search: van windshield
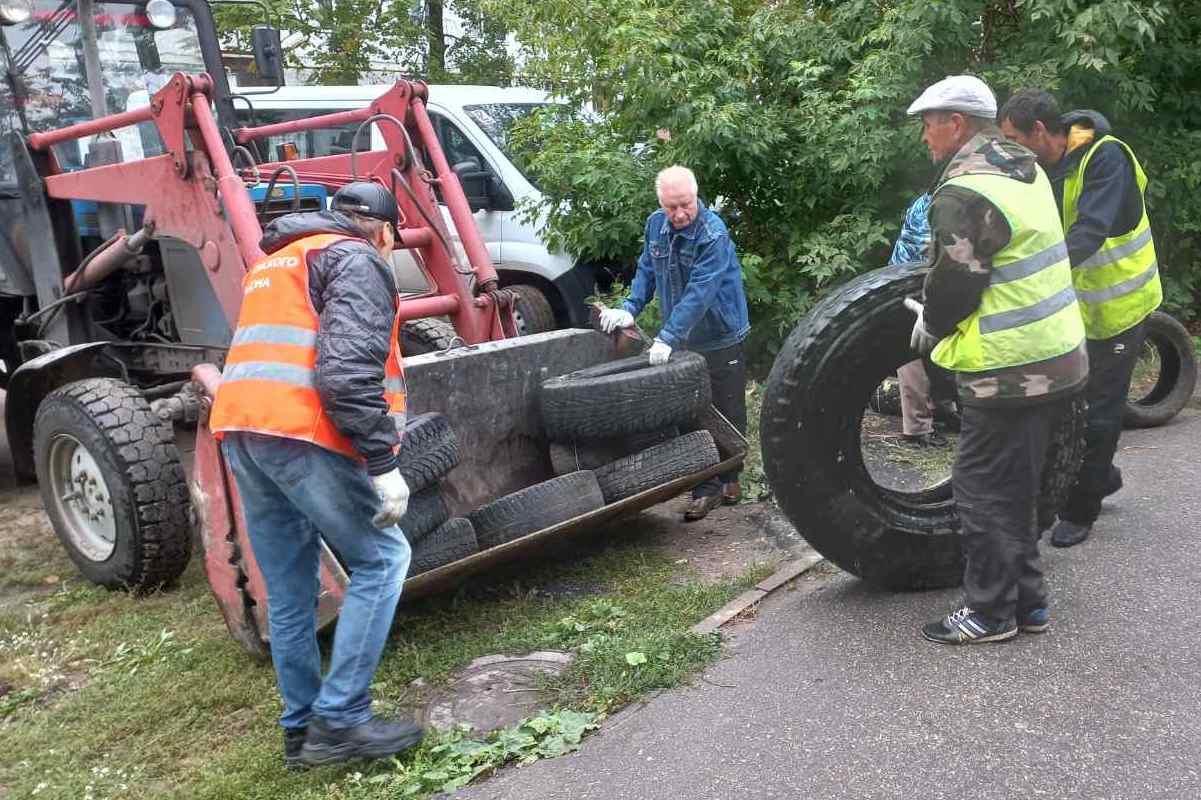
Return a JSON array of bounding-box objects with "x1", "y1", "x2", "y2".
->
[{"x1": 462, "y1": 103, "x2": 547, "y2": 182}]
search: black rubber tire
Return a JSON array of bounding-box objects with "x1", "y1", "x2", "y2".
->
[
  {"x1": 400, "y1": 486, "x2": 450, "y2": 544},
  {"x1": 400, "y1": 318, "x2": 457, "y2": 357},
  {"x1": 1037, "y1": 395, "x2": 1088, "y2": 532},
  {"x1": 546, "y1": 427, "x2": 680, "y2": 477},
  {"x1": 540, "y1": 353, "x2": 711, "y2": 441},
  {"x1": 761, "y1": 264, "x2": 1086, "y2": 591},
  {"x1": 409, "y1": 517, "x2": 478, "y2": 575},
  {"x1": 510, "y1": 284, "x2": 558, "y2": 336},
  {"x1": 593, "y1": 430, "x2": 721, "y2": 503},
  {"x1": 1123, "y1": 310, "x2": 1198, "y2": 429},
  {"x1": 32, "y1": 378, "x2": 191, "y2": 590},
  {"x1": 398, "y1": 412, "x2": 460, "y2": 492},
  {"x1": 469, "y1": 470, "x2": 605, "y2": 550}
]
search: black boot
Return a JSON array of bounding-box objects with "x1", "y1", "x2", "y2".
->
[{"x1": 299, "y1": 716, "x2": 423, "y2": 766}]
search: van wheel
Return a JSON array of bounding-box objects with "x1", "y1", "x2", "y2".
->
[{"x1": 510, "y1": 284, "x2": 557, "y2": 335}]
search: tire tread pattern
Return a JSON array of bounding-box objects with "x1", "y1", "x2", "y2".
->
[
  {"x1": 469, "y1": 471, "x2": 605, "y2": 550},
  {"x1": 398, "y1": 413, "x2": 460, "y2": 493},
  {"x1": 593, "y1": 431, "x2": 720, "y2": 503},
  {"x1": 409, "y1": 517, "x2": 478, "y2": 575}
]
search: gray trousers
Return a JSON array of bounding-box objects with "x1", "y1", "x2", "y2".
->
[
  {"x1": 898, "y1": 358, "x2": 933, "y2": 436},
  {"x1": 955, "y1": 400, "x2": 1063, "y2": 621}
]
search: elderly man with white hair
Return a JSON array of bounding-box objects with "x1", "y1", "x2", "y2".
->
[{"x1": 598, "y1": 165, "x2": 751, "y2": 521}]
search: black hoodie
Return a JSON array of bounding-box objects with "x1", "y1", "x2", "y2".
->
[
  {"x1": 1046, "y1": 110, "x2": 1144, "y2": 270},
  {"x1": 258, "y1": 210, "x2": 401, "y2": 476}
]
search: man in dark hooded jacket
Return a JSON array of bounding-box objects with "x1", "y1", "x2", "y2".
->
[
  {"x1": 210, "y1": 182, "x2": 422, "y2": 768},
  {"x1": 1000, "y1": 90, "x2": 1163, "y2": 548}
]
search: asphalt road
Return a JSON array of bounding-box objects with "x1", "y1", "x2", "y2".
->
[{"x1": 457, "y1": 410, "x2": 1201, "y2": 800}]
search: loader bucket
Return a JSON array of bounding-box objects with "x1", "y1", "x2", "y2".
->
[{"x1": 193, "y1": 330, "x2": 746, "y2": 655}]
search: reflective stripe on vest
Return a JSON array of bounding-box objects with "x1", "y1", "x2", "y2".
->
[
  {"x1": 931, "y1": 167, "x2": 1086, "y2": 374},
  {"x1": 1061, "y1": 135, "x2": 1162, "y2": 339},
  {"x1": 209, "y1": 233, "x2": 407, "y2": 459}
]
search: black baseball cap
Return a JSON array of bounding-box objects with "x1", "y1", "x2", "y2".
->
[{"x1": 331, "y1": 181, "x2": 400, "y2": 227}]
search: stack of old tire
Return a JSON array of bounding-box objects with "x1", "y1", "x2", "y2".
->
[
  {"x1": 521, "y1": 352, "x2": 723, "y2": 524},
  {"x1": 396, "y1": 412, "x2": 477, "y2": 576}
]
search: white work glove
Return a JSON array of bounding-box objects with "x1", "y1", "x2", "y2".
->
[
  {"x1": 904, "y1": 297, "x2": 940, "y2": 355},
  {"x1": 370, "y1": 468, "x2": 410, "y2": 529},
  {"x1": 648, "y1": 338, "x2": 672, "y2": 365},
  {"x1": 599, "y1": 307, "x2": 635, "y2": 333}
]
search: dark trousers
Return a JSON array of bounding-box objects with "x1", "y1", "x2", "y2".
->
[
  {"x1": 692, "y1": 342, "x2": 748, "y2": 497},
  {"x1": 1060, "y1": 322, "x2": 1146, "y2": 525},
  {"x1": 955, "y1": 401, "x2": 1062, "y2": 621}
]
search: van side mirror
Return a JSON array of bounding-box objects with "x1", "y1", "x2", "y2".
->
[
  {"x1": 453, "y1": 159, "x2": 491, "y2": 212},
  {"x1": 252, "y1": 26, "x2": 284, "y2": 85}
]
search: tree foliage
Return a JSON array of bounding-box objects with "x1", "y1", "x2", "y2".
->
[
  {"x1": 217, "y1": 0, "x2": 515, "y2": 85},
  {"x1": 489, "y1": 0, "x2": 1201, "y2": 361}
]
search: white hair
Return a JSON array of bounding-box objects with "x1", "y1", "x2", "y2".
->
[{"x1": 655, "y1": 165, "x2": 698, "y2": 197}]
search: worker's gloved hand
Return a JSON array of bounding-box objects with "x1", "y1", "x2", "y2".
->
[
  {"x1": 648, "y1": 338, "x2": 672, "y2": 365},
  {"x1": 370, "y1": 468, "x2": 410, "y2": 529},
  {"x1": 905, "y1": 298, "x2": 940, "y2": 355},
  {"x1": 599, "y1": 307, "x2": 635, "y2": 333}
]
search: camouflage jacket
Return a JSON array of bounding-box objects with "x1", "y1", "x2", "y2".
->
[{"x1": 923, "y1": 127, "x2": 1088, "y2": 407}]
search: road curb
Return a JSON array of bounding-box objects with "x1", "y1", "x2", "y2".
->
[{"x1": 690, "y1": 552, "x2": 824, "y2": 636}]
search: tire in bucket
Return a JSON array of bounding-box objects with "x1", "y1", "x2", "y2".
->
[
  {"x1": 410, "y1": 517, "x2": 478, "y2": 576},
  {"x1": 547, "y1": 427, "x2": 680, "y2": 477},
  {"x1": 1123, "y1": 310, "x2": 1198, "y2": 429},
  {"x1": 593, "y1": 430, "x2": 721, "y2": 503},
  {"x1": 540, "y1": 353, "x2": 711, "y2": 441},
  {"x1": 398, "y1": 412, "x2": 460, "y2": 492},
  {"x1": 469, "y1": 471, "x2": 605, "y2": 550},
  {"x1": 760, "y1": 264, "x2": 1086, "y2": 590},
  {"x1": 32, "y1": 378, "x2": 192, "y2": 590}
]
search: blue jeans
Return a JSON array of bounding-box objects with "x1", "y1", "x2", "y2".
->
[{"x1": 221, "y1": 432, "x2": 411, "y2": 730}]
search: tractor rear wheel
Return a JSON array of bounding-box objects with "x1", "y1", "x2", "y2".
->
[
  {"x1": 510, "y1": 284, "x2": 557, "y2": 336},
  {"x1": 33, "y1": 378, "x2": 191, "y2": 590}
]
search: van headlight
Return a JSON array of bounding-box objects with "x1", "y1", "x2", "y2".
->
[
  {"x1": 145, "y1": 0, "x2": 177, "y2": 29},
  {"x1": 0, "y1": 0, "x2": 33, "y2": 26}
]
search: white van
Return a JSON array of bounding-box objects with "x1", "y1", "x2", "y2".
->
[{"x1": 227, "y1": 84, "x2": 597, "y2": 334}]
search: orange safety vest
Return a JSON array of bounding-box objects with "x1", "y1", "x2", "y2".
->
[{"x1": 210, "y1": 233, "x2": 406, "y2": 460}]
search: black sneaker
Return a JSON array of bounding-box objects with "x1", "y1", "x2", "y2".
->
[
  {"x1": 1018, "y1": 607, "x2": 1051, "y2": 633},
  {"x1": 299, "y1": 716, "x2": 423, "y2": 767},
  {"x1": 1050, "y1": 519, "x2": 1091, "y2": 548},
  {"x1": 283, "y1": 727, "x2": 308, "y2": 771},
  {"x1": 921, "y1": 607, "x2": 1017, "y2": 645}
]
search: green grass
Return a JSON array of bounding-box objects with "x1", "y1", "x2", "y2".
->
[{"x1": 0, "y1": 529, "x2": 769, "y2": 799}]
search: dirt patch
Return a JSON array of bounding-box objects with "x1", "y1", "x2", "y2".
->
[
  {"x1": 860, "y1": 410, "x2": 956, "y2": 493},
  {"x1": 623, "y1": 498, "x2": 797, "y2": 584},
  {"x1": 0, "y1": 487, "x2": 77, "y2": 612}
]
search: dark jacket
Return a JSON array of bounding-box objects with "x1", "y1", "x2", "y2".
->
[
  {"x1": 1046, "y1": 110, "x2": 1144, "y2": 269},
  {"x1": 259, "y1": 211, "x2": 401, "y2": 476},
  {"x1": 622, "y1": 201, "x2": 750, "y2": 351}
]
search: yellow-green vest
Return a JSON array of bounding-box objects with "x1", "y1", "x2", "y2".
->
[
  {"x1": 1062, "y1": 135, "x2": 1162, "y2": 340},
  {"x1": 931, "y1": 168, "x2": 1086, "y2": 374}
]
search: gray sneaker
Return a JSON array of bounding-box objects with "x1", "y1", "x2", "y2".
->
[{"x1": 1050, "y1": 519, "x2": 1091, "y2": 548}]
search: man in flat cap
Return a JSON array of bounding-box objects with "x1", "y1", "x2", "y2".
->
[{"x1": 906, "y1": 76, "x2": 1089, "y2": 645}]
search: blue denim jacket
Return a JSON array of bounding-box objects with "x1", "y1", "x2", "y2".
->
[{"x1": 622, "y1": 201, "x2": 750, "y2": 351}]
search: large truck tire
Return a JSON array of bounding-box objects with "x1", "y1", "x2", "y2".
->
[
  {"x1": 410, "y1": 517, "x2": 478, "y2": 575},
  {"x1": 400, "y1": 486, "x2": 450, "y2": 544},
  {"x1": 400, "y1": 318, "x2": 458, "y2": 357},
  {"x1": 593, "y1": 430, "x2": 720, "y2": 503},
  {"x1": 540, "y1": 353, "x2": 711, "y2": 441},
  {"x1": 469, "y1": 471, "x2": 604, "y2": 550},
  {"x1": 398, "y1": 412, "x2": 460, "y2": 492},
  {"x1": 761, "y1": 264, "x2": 1086, "y2": 591},
  {"x1": 1123, "y1": 310, "x2": 1197, "y2": 429},
  {"x1": 32, "y1": 378, "x2": 191, "y2": 591},
  {"x1": 510, "y1": 284, "x2": 557, "y2": 336}
]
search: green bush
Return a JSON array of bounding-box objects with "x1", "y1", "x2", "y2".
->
[{"x1": 491, "y1": 0, "x2": 1201, "y2": 367}]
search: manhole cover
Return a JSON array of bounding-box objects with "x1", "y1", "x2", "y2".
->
[{"x1": 420, "y1": 651, "x2": 573, "y2": 733}]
